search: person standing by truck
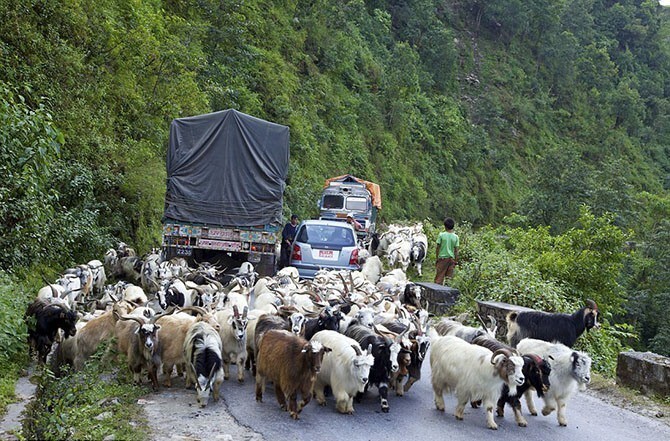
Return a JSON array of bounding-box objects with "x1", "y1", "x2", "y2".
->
[
  {"x1": 346, "y1": 213, "x2": 364, "y2": 232},
  {"x1": 280, "y1": 214, "x2": 299, "y2": 268},
  {"x1": 435, "y1": 217, "x2": 459, "y2": 285}
]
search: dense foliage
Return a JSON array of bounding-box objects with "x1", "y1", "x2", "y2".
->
[
  {"x1": 0, "y1": 0, "x2": 668, "y2": 361},
  {"x1": 23, "y1": 345, "x2": 149, "y2": 440},
  {"x1": 449, "y1": 208, "x2": 632, "y2": 374}
]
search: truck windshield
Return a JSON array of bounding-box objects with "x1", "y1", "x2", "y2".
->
[
  {"x1": 345, "y1": 197, "x2": 368, "y2": 212},
  {"x1": 322, "y1": 195, "x2": 344, "y2": 209}
]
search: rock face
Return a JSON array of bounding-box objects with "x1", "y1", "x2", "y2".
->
[
  {"x1": 617, "y1": 351, "x2": 670, "y2": 397},
  {"x1": 417, "y1": 283, "x2": 460, "y2": 316},
  {"x1": 475, "y1": 300, "x2": 535, "y2": 342}
]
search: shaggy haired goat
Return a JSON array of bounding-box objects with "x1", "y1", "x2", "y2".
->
[{"x1": 507, "y1": 299, "x2": 599, "y2": 348}]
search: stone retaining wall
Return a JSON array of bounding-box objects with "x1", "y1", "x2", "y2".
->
[
  {"x1": 475, "y1": 300, "x2": 534, "y2": 341},
  {"x1": 617, "y1": 351, "x2": 670, "y2": 397},
  {"x1": 416, "y1": 283, "x2": 460, "y2": 316}
]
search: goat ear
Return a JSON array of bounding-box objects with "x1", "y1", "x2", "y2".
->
[
  {"x1": 154, "y1": 324, "x2": 161, "y2": 331},
  {"x1": 324, "y1": 346, "x2": 332, "y2": 353}
]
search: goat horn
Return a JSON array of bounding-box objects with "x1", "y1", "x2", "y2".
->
[
  {"x1": 337, "y1": 273, "x2": 349, "y2": 294},
  {"x1": 243, "y1": 306, "x2": 248, "y2": 319},
  {"x1": 490, "y1": 348, "x2": 511, "y2": 364},
  {"x1": 151, "y1": 305, "x2": 178, "y2": 323},
  {"x1": 586, "y1": 299, "x2": 598, "y2": 311},
  {"x1": 351, "y1": 345, "x2": 363, "y2": 356},
  {"x1": 475, "y1": 313, "x2": 488, "y2": 330},
  {"x1": 119, "y1": 315, "x2": 147, "y2": 326},
  {"x1": 233, "y1": 305, "x2": 240, "y2": 318},
  {"x1": 179, "y1": 305, "x2": 208, "y2": 316},
  {"x1": 207, "y1": 363, "x2": 217, "y2": 385}
]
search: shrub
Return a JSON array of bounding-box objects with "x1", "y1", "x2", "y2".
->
[{"x1": 23, "y1": 343, "x2": 148, "y2": 440}]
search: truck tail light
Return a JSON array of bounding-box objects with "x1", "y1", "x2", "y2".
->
[
  {"x1": 349, "y1": 248, "x2": 359, "y2": 266},
  {"x1": 291, "y1": 244, "x2": 302, "y2": 261}
]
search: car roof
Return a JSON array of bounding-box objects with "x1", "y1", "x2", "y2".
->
[{"x1": 299, "y1": 219, "x2": 355, "y2": 229}]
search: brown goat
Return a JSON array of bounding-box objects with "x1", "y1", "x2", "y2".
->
[
  {"x1": 155, "y1": 306, "x2": 220, "y2": 387},
  {"x1": 255, "y1": 330, "x2": 331, "y2": 419}
]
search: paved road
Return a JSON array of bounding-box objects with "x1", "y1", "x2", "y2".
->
[{"x1": 143, "y1": 348, "x2": 670, "y2": 441}]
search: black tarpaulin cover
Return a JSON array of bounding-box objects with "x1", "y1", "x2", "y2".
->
[{"x1": 164, "y1": 109, "x2": 289, "y2": 227}]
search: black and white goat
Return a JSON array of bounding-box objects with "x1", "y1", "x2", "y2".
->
[
  {"x1": 344, "y1": 324, "x2": 401, "y2": 413},
  {"x1": 507, "y1": 299, "x2": 599, "y2": 348},
  {"x1": 184, "y1": 321, "x2": 224, "y2": 408}
]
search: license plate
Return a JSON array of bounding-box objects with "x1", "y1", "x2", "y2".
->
[
  {"x1": 176, "y1": 247, "x2": 192, "y2": 256},
  {"x1": 314, "y1": 249, "x2": 339, "y2": 261}
]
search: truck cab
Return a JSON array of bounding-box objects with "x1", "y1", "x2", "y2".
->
[{"x1": 318, "y1": 175, "x2": 380, "y2": 242}]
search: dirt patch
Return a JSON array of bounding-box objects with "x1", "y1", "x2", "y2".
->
[{"x1": 586, "y1": 374, "x2": 670, "y2": 427}]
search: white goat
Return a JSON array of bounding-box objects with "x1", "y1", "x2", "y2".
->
[
  {"x1": 516, "y1": 338, "x2": 592, "y2": 426},
  {"x1": 310, "y1": 330, "x2": 374, "y2": 414},
  {"x1": 214, "y1": 306, "x2": 253, "y2": 383},
  {"x1": 430, "y1": 335, "x2": 525, "y2": 430}
]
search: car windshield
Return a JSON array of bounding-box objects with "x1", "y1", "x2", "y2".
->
[
  {"x1": 345, "y1": 196, "x2": 368, "y2": 211},
  {"x1": 297, "y1": 224, "x2": 356, "y2": 247}
]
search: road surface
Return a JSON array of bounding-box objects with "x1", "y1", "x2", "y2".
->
[{"x1": 142, "y1": 348, "x2": 670, "y2": 441}]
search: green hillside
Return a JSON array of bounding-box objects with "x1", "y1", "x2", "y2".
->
[{"x1": 1, "y1": 0, "x2": 669, "y2": 361}]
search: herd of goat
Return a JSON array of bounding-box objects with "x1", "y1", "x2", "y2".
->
[{"x1": 25, "y1": 230, "x2": 600, "y2": 429}]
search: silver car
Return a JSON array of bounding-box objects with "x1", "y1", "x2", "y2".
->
[{"x1": 288, "y1": 219, "x2": 360, "y2": 279}]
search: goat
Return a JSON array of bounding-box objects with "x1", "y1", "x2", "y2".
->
[
  {"x1": 61, "y1": 301, "x2": 137, "y2": 370},
  {"x1": 517, "y1": 338, "x2": 592, "y2": 426},
  {"x1": 214, "y1": 305, "x2": 253, "y2": 383},
  {"x1": 303, "y1": 306, "x2": 341, "y2": 340},
  {"x1": 472, "y1": 335, "x2": 552, "y2": 427},
  {"x1": 255, "y1": 330, "x2": 331, "y2": 419},
  {"x1": 409, "y1": 233, "x2": 427, "y2": 276},
  {"x1": 399, "y1": 282, "x2": 422, "y2": 310},
  {"x1": 248, "y1": 310, "x2": 304, "y2": 376},
  {"x1": 310, "y1": 330, "x2": 374, "y2": 414},
  {"x1": 116, "y1": 315, "x2": 162, "y2": 390},
  {"x1": 344, "y1": 324, "x2": 399, "y2": 413},
  {"x1": 386, "y1": 238, "x2": 411, "y2": 272},
  {"x1": 184, "y1": 321, "x2": 224, "y2": 407},
  {"x1": 360, "y1": 256, "x2": 383, "y2": 284},
  {"x1": 25, "y1": 299, "x2": 78, "y2": 363},
  {"x1": 156, "y1": 306, "x2": 221, "y2": 387},
  {"x1": 507, "y1": 299, "x2": 599, "y2": 348},
  {"x1": 122, "y1": 284, "x2": 148, "y2": 305},
  {"x1": 87, "y1": 260, "x2": 107, "y2": 296},
  {"x1": 430, "y1": 334, "x2": 525, "y2": 430},
  {"x1": 433, "y1": 316, "x2": 496, "y2": 343}
]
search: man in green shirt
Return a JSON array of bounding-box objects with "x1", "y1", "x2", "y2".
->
[{"x1": 435, "y1": 217, "x2": 459, "y2": 285}]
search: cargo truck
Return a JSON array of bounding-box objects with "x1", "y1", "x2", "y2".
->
[{"x1": 161, "y1": 109, "x2": 289, "y2": 276}]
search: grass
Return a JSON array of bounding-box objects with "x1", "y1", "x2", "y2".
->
[
  {"x1": 22, "y1": 343, "x2": 150, "y2": 440},
  {"x1": 0, "y1": 362, "x2": 21, "y2": 414}
]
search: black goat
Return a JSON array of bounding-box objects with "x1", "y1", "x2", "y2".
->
[
  {"x1": 345, "y1": 324, "x2": 394, "y2": 413},
  {"x1": 399, "y1": 282, "x2": 422, "y2": 309},
  {"x1": 25, "y1": 299, "x2": 78, "y2": 363},
  {"x1": 472, "y1": 335, "x2": 552, "y2": 427},
  {"x1": 303, "y1": 306, "x2": 341, "y2": 340},
  {"x1": 506, "y1": 299, "x2": 599, "y2": 348}
]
